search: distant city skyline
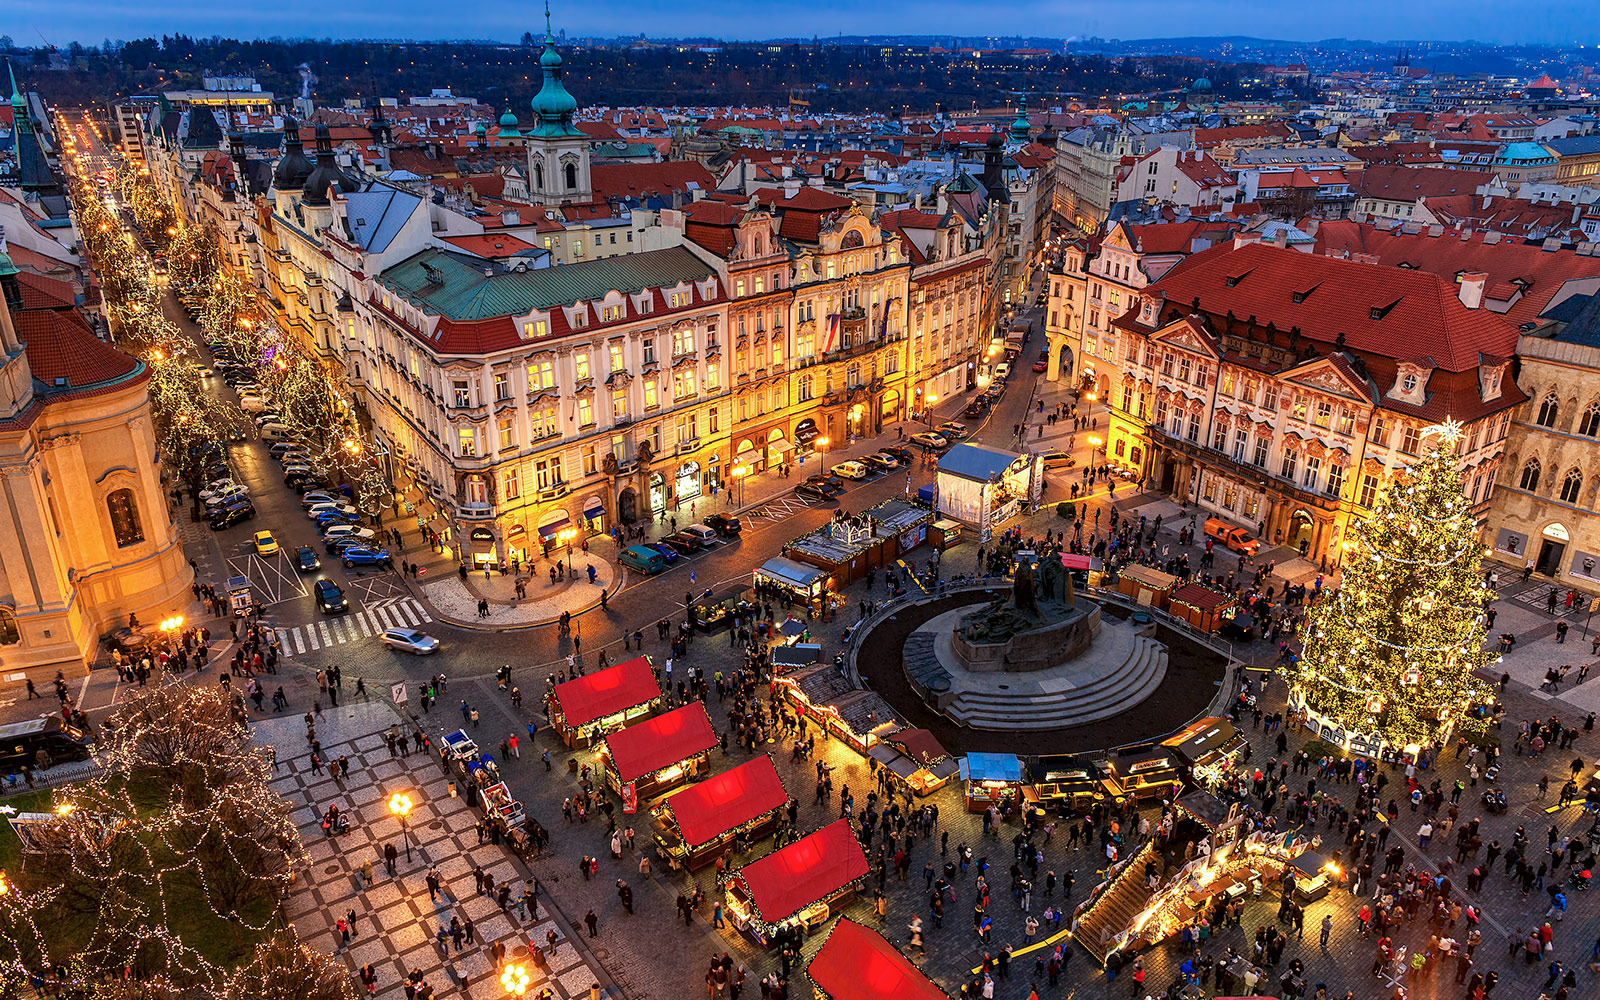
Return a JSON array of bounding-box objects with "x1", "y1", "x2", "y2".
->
[{"x1": 7, "y1": 0, "x2": 1599, "y2": 50}]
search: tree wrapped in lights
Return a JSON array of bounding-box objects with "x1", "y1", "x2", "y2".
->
[
  {"x1": 222, "y1": 928, "x2": 356, "y2": 1000},
  {"x1": 1283, "y1": 420, "x2": 1495, "y2": 752}
]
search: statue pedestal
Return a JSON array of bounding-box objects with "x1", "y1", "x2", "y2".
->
[{"x1": 951, "y1": 599, "x2": 1102, "y2": 673}]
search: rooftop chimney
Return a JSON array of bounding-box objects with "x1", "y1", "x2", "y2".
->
[{"x1": 1458, "y1": 271, "x2": 1487, "y2": 309}]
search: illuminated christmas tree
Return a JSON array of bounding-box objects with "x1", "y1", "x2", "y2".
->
[{"x1": 1284, "y1": 419, "x2": 1495, "y2": 753}]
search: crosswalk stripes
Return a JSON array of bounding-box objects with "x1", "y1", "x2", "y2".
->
[{"x1": 269, "y1": 597, "x2": 435, "y2": 655}]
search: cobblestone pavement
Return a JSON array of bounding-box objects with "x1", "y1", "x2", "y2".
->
[
  {"x1": 260, "y1": 701, "x2": 614, "y2": 1000},
  {"x1": 421, "y1": 550, "x2": 616, "y2": 629}
]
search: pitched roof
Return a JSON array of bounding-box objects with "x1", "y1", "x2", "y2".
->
[
  {"x1": 807, "y1": 919, "x2": 949, "y2": 1000},
  {"x1": 438, "y1": 233, "x2": 540, "y2": 259},
  {"x1": 1152, "y1": 241, "x2": 1518, "y2": 371},
  {"x1": 17, "y1": 309, "x2": 145, "y2": 397},
  {"x1": 1356, "y1": 165, "x2": 1494, "y2": 202},
  {"x1": 589, "y1": 161, "x2": 716, "y2": 203},
  {"x1": 17, "y1": 271, "x2": 77, "y2": 311}
]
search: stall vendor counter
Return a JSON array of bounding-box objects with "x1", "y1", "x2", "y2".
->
[
  {"x1": 726, "y1": 819, "x2": 869, "y2": 947},
  {"x1": 1028, "y1": 755, "x2": 1102, "y2": 812},
  {"x1": 600, "y1": 702, "x2": 717, "y2": 812},
  {"x1": 654, "y1": 755, "x2": 789, "y2": 871},
  {"x1": 958, "y1": 753, "x2": 1025, "y2": 812},
  {"x1": 546, "y1": 656, "x2": 661, "y2": 749}
]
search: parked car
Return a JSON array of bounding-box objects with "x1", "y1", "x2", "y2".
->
[
  {"x1": 993, "y1": 362, "x2": 1011, "y2": 381},
  {"x1": 911, "y1": 431, "x2": 949, "y2": 449},
  {"x1": 285, "y1": 472, "x2": 330, "y2": 492},
  {"x1": 831, "y1": 460, "x2": 868, "y2": 480},
  {"x1": 267, "y1": 441, "x2": 300, "y2": 458},
  {"x1": 327, "y1": 535, "x2": 374, "y2": 557},
  {"x1": 239, "y1": 395, "x2": 269, "y2": 414},
  {"x1": 281, "y1": 463, "x2": 315, "y2": 480},
  {"x1": 682, "y1": 524, "x2": 719, "y2": 546},
  {"x1": 703, "y1": 513, "x2": 742, "y2": 537},
  {"x1": 199, "y1": 480, "x2": 246, "y2": 504},
  {"x1": 647, "y1": 541, "x2": 682, "y2": 563},
  {"x1": 208, "y1": 501, "x2": 256, "y2": 530},
  {"x1": 863, "y1": 453, "x2": 898, "y2": 473},
  {"x1": 341, "y1": 546, "x2": 392, "y2": 568},
  {"x1": 1033, "y1": 350, "x2": 1048, "y2": 373},
  {"x1": 936, "y1": 421, "x2": 967, "y2": 438},
  {"x1": 881, "y1": 446, "x2": 914, "y2": 466},
  {"x1": 307, "y1": 502, "x2": 358, "y2": 520},
  {"x1": 300, "y1": 491, "x2": 341, "y2": 508},
  {"x1": 252, "y1": 530, "x2": 280, "y2": 556},
  {"x1": 1041, "y1": 451, "x2": 1076, "y2": 470},
  {"x1": 665, "y1": 531, "x2": 706, "y2": 554},
  {"x1": 804, "y1": 474, "x2": 846, "y2": 496},
  {"x1": 252, "y1": 411, "x2": 282, "y2": 428},
  {"x1": 796, "y1": 482, "x2": 833, "y2": 502},
  {"x1": 381, "y1": 628, "x2": 440, "y2": 654},
  {"x1": 294, "y1": 545, "x2": 321, "y2": 572},
  {"x1": 964, "y1": 400, "x2": 988, "y2": 419},
  {"x1": 323, "y1": 524, "x2": 377, "y2": 544},
  {"x1": 315, "y1": 579, "x2": 349, "y2": 614},
  {"x1": 1203, "y1": 516, "x2": 1261, "y2": 556},
  {"x1": 618, "y1": 544, "x2": 667, "y2": 574}
]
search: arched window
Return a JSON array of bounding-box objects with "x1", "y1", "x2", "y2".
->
[
  {"x1": 564, "y1": 161, "x2": 578, "y2": 190},
  {"x1": 106, "y1": 488, "x2": 144, "y2": 547},
  {"x1": 1520, "y1": 459, "x2": 1542, "y2": 492},
  {"x1": 1536, "y1": 392, "x2": 1560, "y2": 428},
  {"x1": 1580, "y1": 402, "x2": 1600, "y2": 437},
  {"x1": 1561, "y1": 468, "x2": 1584, "y2": 504},
  {"x1": 533, "y1": 160, "x2": 544, "y2": 191},
  {"x1": 0, "y1": 607, "x2": 18, "y2": 645}
]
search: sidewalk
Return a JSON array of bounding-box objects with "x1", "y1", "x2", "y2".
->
[
  {"x1": 263, "y1": 699, "x2": 613, "y2": 1000},
  {"x1": 421, "y1": 548, "x2": 618, "y2": 630}
]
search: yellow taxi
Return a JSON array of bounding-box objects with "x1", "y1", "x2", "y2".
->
[{"x1": 252, "y1": 530, "x2": 280, "y2": 556}]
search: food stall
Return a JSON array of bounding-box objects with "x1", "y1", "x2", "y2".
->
[
  {"x1": 654, "y1": 755, "x2": 789, "y2": 871},
  {"x1": 958, "y1": 753, "x2": 1025, "y2": 813},
  {"x1": 599, "y1": 702, "x2": 718, "y2": 811},
  {"x1": 1165, "y1": 717, "x2": 1249, "y2": 790},
  {"x1": 691, "y1": 593, "x2": 754, "y2": 634},
  {"x1": 779, "y1": 663, "x2": 902, "y2": 756},
  {"x1": 867, "y1": 728, "x2": 959, "y2": 797},
  {"x1": 1101, "y1": 745, "x2": 1183, "y2": 802},
  {"x1": 1028, "y1": 755, "x2": 1102, "y2": 812},
  {"x1": 769, "y1": 642, "x2": 822, "y2": 674},
  {"x1": 755, "y1": 556, "x2": 834, "y2": 615},
  {"x1": 931, "y1": 519, "x2": 964, "y2": 551},
  {"x1": 1116, "y1": 564, "x2": 1177, "y2": 610},
  {"x1": 545, "y1": 656, "x2": 661, "y2": 748},
  {"x1": 1168, "y1": 583, "x2": 1239, "y2": 634},
  {"x1": 726, "y1": 820, "x2": 870, "y2": 946},
  {"x1": 806, "y1": 918, "x2": 951, "y2": 1000},
  {"x1": 1288, "y1": 850, "x2": 1345, "y2": 904}
]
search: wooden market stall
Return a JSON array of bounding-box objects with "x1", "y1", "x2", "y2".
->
[
  {"x1": 958, "y1": 753, "x2": 1025, "y2": 813},
  {"x1": 1168, "y1": 583, "x2": 1238, "y2": 633},
  {"x1": 806, "y1": 918, "x2": 951, "y2": 1000},
  {"x1": 755, "y1": 556, "x2": 834, "y2": 614},
  {"x1": 769, "y1": 642, "x2": 822, "y2": 674},
  {"x1": 1164, "y1": 717, "x2": 1250, "y2": 789},
  {"x1": 1116, "y1": 564, "x2": 1177, "y2": 609},
  {"x1": 600, "y1": 702, "x2": 718, "y2": 812},
  {"x1": 930, "y1": 519, "x2": 964, "y2": 552},
  {"x1": 1100, "y1": 744, "x2": 1183, "y2": 802},
  {"x1": 654, "y1": 755, "x2": 789, "y2": 872},
  {"x1": 1028, "y1": 755, "x2": 1102, "y2": 813},
  {"x1": 867, "y1": 728, "x2": 960, "y2": 797},
  {"x1": 546, "y1": 656, "x2": 661, "y2": 748},
  {"x1": 726, "y1": 820, "x2": 870, "y2": 946},
  {"x1": 779, "y1": 663, "x2": 902, "y2": 756}
]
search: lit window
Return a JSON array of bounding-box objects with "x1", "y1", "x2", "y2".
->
[
  {"x1": 577, "y1": 398, "x2": 594, "y2": 427},
  {"x1": 575, "y1": 353, "x2": 590, "y2": 381}
]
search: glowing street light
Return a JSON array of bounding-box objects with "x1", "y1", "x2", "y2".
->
[
  {"x1": 388, "y1": 792, "x2": 415, "y2": 861},
  {"x1": 557, "y1": 526, "x2": 578, "y2": 576},
  {"x1": 500, "y1": 964, "x2": 532, "y2": 996}
]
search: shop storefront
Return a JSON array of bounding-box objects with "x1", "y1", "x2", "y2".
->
[
  {"x1": 754, "y1": 557, "x2": 832, "y2": 613},
  {"x1": 650, "y1": 472, "x2": 669, "y2": 514},
  {"x1": 467, "y1": 526, "x2": 497, "y2": 568},
  {"x1": 794, "y1": 418, "x2": 821, "y2": 456},
  {"x1": 726, "y1": 820, "x2": 869, "y2": 946},
  {"x1": 582, "y1": 495, "x2": 606, "y2": 536},
  {"x1": 538, "y1": 509, "x2": 572, "y2": 556},
  {"x1": 654, "y1": 755, "x2": 788, "y2": 872},
  {"x1": 505, "y1": 524, "x2": 529, "y2": 565},
  {"x1": 675, "y1": 461, "x2": 702, "y2": 505},
  {"x1": 545, "y1": 655, "x2": 661, "y2": 749},
  {"x1": 806, "y1": 918, "x2": 948, "y2": 1000},
  {"x1": 867, "y1": 729, "x2": 959, "y2": 797},
  {"x1": 599, "y1": 703, "x2": 717, "y2": 812},
  {"x1": 766, "y1": 428, "x2": 792, "y2": 469},
  {"x1": 958, "y1": 753, "x2": 1025, "y2": 813}
]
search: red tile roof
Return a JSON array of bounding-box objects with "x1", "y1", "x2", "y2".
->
[
  {"x1": 17, "y1": 309, "x2": 144, "y2": 393},
  {"x1": 17, "y1": 271, "x2": 77, "y2": 311},
  {"x1": 1356, "y1": 165, "x2": 1493, "y2": 202},
  {"x1": 589, "y1": 161, "x2": 716, "y2": 203},
  {"x1": 438, "y1": 233, "x2": 539, "y2": 259}
]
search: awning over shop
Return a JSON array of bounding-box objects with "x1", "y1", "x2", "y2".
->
[
  {"x1": 583, "y1": 497, "x2": 605, "y2": 520},
  {"x1": 794, "y1": 420, "x2": 821, "y2": 443},
  {"x1": 664, "y1": 755, "x2": 789, "y2": 848},
  {"x1": 769, "y1": 439, "x2": 793, "y2": 453},
  {"x1": 807, "y1": 918, "x2": 950, "y2": 1000},
  {"x1": 735, "y1": 820, "x2": 869, "y2": 924},
  {"x1": 603, "y1": 703, "x2": 716, "y2": 783},
  {"x1": 552, "y1": 656, "x2": 659, "y2": 729},
  {"x1": 538, "y1": 513, "x2": 571, "y2": 539},
  {"x1": 959, "y1": 753, "x2": 1024, "y2": 783},
  {"x1": 755, "y1": 557, "x2": 828, "y2": 591}
]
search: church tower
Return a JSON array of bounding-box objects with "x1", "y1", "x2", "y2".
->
[{"x1": 525, "y1": 6, "x2": 591, "y2": 207}]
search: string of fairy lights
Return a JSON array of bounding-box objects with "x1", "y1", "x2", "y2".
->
[{"x1": 1282, "y1": 420, "x2": 1495, "y2": 751}]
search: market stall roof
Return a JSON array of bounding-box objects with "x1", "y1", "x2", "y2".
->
[
  {"x1": 807, "y1": 918, "x2": 950, "y2": 1000},
  {"x1": 959, "y1": 753, "x2": 1024, "y2": 783},
  {"x1": 1171, "y1": 582, "x2": 1236, "y2": 613},
  {"x1": 787, "y1": 662, "x2": 855, "y2": 707},
  {"x1": 884, "y1": 729, "x2": 952, "y2": 768},
  {"x1": 736, "y1": 820, "x2": 869, "y2": 924},
  {"x1": 755, "y1": 556, "x2": 829, "y2": 590},
  {"x1": 1177, "y1": 788, "x2": 1235, "y2": 829},
  {"x1": 604, "y1": 703, "x2": 716, "y2": 783},
  {"x1": 551, "y1": 656, "x2": 660, "y2": 729},
  {"x1": 1120, "y1": 563, "x2": 1178, "y2": 589},
  {"x1": 866, "y1": 499, "x2": 932, "y2": 534},
  {"x1": 1032, "y1": 754, "x2": 1099, "y2": 784},
  {"x1": 1165, "y1": 717, "x2": 1246, "y2": 766},
  {"x1": 664, "y1": 755, "x2": 789, "y2": 848},
  {"x1": 828, "y1": 688, "x2": 902, "y2": 740},
  {"x1": 938, "y1": 443, "x2": 1025, "y2": 484},
  {"x1": 778, "y1": 617, "x2": 809, "y2": 637},
  {"x1": 770, "y1": 643, "x2": 821, "y2": 668}
]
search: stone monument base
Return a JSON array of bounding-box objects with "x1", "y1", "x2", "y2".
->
[{"x1": 951, "y1": 598, "x2": 1102, "y2": 673}]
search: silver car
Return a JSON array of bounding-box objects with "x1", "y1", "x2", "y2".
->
[{"x1": 380, "y1": 628, "x2": 440, "y2": 654}]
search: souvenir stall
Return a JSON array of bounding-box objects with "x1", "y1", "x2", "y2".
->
[
  {"x1": 931, "y1": 519, "x2": 964, "y2": 552},
  {"x1": 691, "y1": 593, "x2": 755, "y2": 634},
  {"x1": 546, "y1": 656, "x2": 661, "y2": 748},
  {"x1": 784, "y1": 518, "x2": 885, "y2": 593},
  {"x1": 1100, "y1": 745, "x2": 1182, "y2": 802},
  {"x1": 1165, "y1": 717, "x2": 1249, "y2": 790},
  {"x1": 599, "y1": 702, "x2": 718, "y2": 812},
  {"x1": 1116, "y1": 564, "x2": 1177, "y2": 610},
  {"x1": 779, "y1": 663, "x2": 901, "y2": 756},
  {"x1": 866, "y1": 728, "x2": 959, "y2": 797},
  {"x1": 754, "y1": 557, "x2": 835, "y2": 616},
  {"x1": 725, "y1": 820, "x2": 870, "y2": 946},
  {"x1": 958, "y1": 753, "x2": 1025, "y2": 813},
  {"x1": 933, "y1": 443, "x2": 1044, "y2": 543},
  {"x1": 1027, "y1": 755, "x2": 1101, "y2": 813},
  {"x1": 806, "y1": 918, "x2": 951, "y2": 1000},
  {"x1": 654, "y1": 755, "x2": 789, "y2": 871},
  {"x1": 1167, "y1": 583, "x2": 1238, "y2": 634}
]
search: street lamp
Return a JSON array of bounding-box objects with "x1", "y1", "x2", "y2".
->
[
  {"x1": 557, "y1": 527, "x2": 578, "y2": 576},
  {"x1": 1086, "y1": 435, "x2": 1102, "y2": 476},
  {"x1": 816, "y1": 436, "x2": 830, "y2": 465},
  {"x1": 388, "y1": 792, "x2": 414, "y2": 861},
  {"x1": 924, "y1": 393, "x2": 939, "y2": 428},
  {"x1": 501, "y1": 964, "x2": 531, "y2": 996},
  {"x1": 731, "y1": 464, "x2": 748, "y2": 506}
]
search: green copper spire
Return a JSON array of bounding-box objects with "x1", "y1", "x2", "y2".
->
[
  {"x1": 1009, "y1": 94, "x2": 1030, "y2": 144},
  {"x1": 528, "y1": 4, "x2": 583, "y2": 138}
]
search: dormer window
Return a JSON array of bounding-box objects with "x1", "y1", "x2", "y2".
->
[
  {"x1": 570, "y1": 308, "x2": 589, "y2": 329},
  {"x1": 668, "y1": 290, "x2": 691, "y2": 309},
  {"x1": 1402, "y1": 373, "x2": 1417, "y2": 393}
]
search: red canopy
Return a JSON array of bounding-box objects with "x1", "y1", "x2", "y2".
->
[
  {"x1": 808, "y1": 919, "x2": 949, "y2": 1000},
  {"x1": 552, "y1": 656, "x2": 659, "y2": 729},
  {"x1": 735, "y1": 820, "x2": 868, "y2": 924},
  {"x1": 603, "y1": 703, "x2": 716, "y2": 783},
  {"x1": 664, "y1": 755, "x2": 788, "y2": 847}
]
